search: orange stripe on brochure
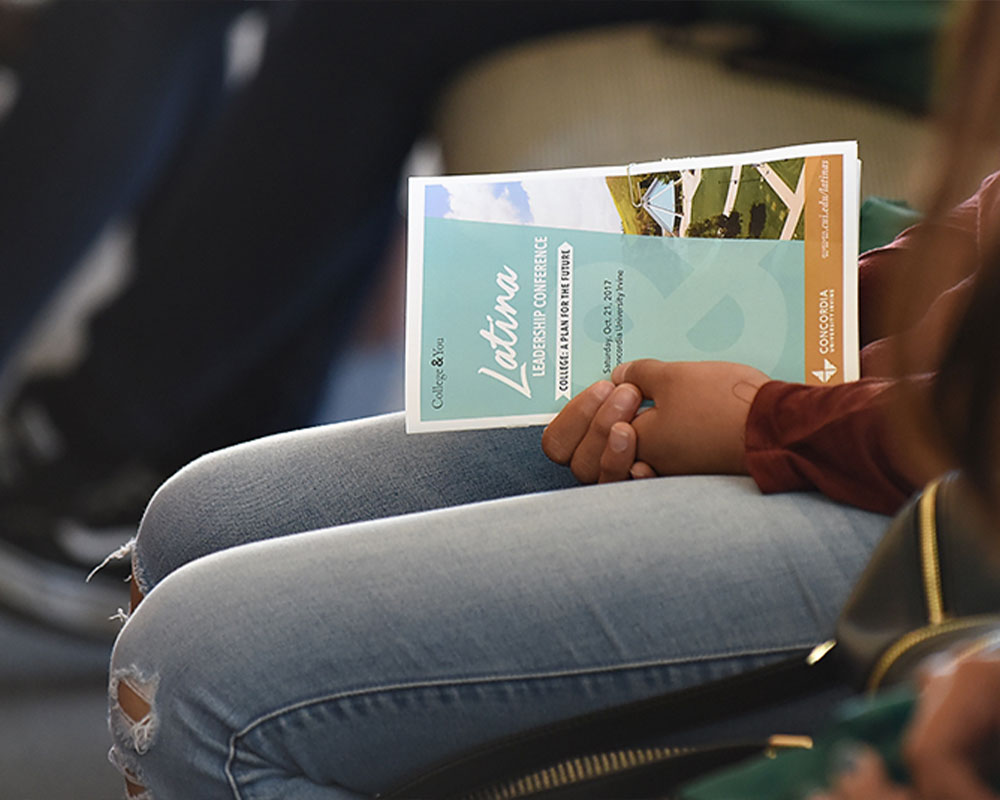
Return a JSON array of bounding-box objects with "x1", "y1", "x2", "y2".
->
[{"x1": 803, "y1": 155, "x2": 844, "y2": 385}]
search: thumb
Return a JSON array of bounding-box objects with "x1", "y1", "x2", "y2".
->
[{"x1": 611, "y1": 359, "x2": 668, "y2": 397}]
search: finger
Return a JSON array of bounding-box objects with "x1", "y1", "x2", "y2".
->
[
  {"x1": 914, "y1": 650, "x2": 961, "y2": 690},
  {"x1": 912, "y1": 761, "x2": 1000, "y2": 800},
  {"x1": 611, "y1": 359, "x2": 671, "y2": 396},
  {"x1": 598, "y1": 422, "x2": 636, "y2": 483},
  {"x1": 835, "y1": 748, "x2": 897, "y2": 792},
  {"x1": 828, "y1": 745, "x2": 910, "y2": 800},
  {"x1": 542, "y1": 381, "x2": 614, "y2": 464},
  {"x1": 569, "y1": 384, "x2": 641, "y2": 483},
  {"x1": 905, "y1": 656, "x2": 1000, "y2": 800},
  {"x1": 629, "y1": 461, "x2": 656, "y2": 480}
]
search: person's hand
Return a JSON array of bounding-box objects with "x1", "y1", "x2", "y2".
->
[
  {"x1": 810, "y1": 744, "x2": 913, "y2": 800},
  {"x1": 814, "y1": 649, "x2": 1000, "y2": 800},
  {"x1": 541, "y1": 379, "x2": 649, "y2": 484},
  {"x1": 541, "y1": 360, "x2": 768, "y2": 483},
  {"x1": 903, "y1": 649, "x2": 1000, "y2": 800},
  {"x1": 613, "y1": 360, "x2": 767, "y2": 476}
]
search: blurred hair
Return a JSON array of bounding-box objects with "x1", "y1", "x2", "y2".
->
[{"x1": 904, "y1": 0, "x2": 1000, "y2": 506}]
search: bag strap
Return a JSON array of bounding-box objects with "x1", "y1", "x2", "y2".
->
[{"x1": 382, "y1": 645, "x2": 839, "y2": 799}]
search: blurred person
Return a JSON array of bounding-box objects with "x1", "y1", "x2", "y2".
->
[{"x1": 804, "y1": 2, "x2": 1000, "y2": 794}]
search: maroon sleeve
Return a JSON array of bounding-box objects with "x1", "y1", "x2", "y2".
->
[
  {"x1": 744, "y1": 379, "x2": 921, "y2": 514},
  {"x1": 857, "y1": 170, "x2": 998, "y2": 346},
  {"x1": 740, "y1": 172, "x2": 1000, "y2": 513}
]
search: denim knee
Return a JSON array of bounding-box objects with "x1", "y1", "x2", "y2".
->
[
  {"x1": 133, "y1": 431, "x2": 328, "y2": 596},
  {"x1": 108, "y1": 560, "x2": 235, "y2": 798},
  {"x1": 108, "y1": 578, "x2": 178, "y2": 798},
  {"x1": 131, "y1": 450, "x2": 228, "y2": 595}
]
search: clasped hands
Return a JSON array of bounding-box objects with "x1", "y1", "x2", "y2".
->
[{"x1": 541, "y1": 359, "x2": 769, "y2": 483}]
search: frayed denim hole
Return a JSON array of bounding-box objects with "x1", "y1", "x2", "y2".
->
[
  {"x1": 87, "y1": 537, "x2": 135, "y2": 583},
  {"x1": 108, "y1": 746, "x2": 154, "y2": 799},
  {"x1": 109, "y1": 668, "x2": 160, "y2": 755},
  {"x1": 110, "y1": 607, "x2": 131, "y2": 626},
  {"x1": 129, "y1": 541, "x2": 155, "y2": 597}
]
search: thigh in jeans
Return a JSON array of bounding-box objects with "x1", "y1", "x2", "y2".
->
[
  {"x1": 131, "y1": 412, "x2": 577, "y2": 594},
  {"x1": 110, "y1": 471, "x2": 888, "y2": 799}
]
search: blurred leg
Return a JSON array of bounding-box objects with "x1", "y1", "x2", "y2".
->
[
  {"x1": 40, "y1": 1, "x2": 701, "y2": 465},
  {"x1": 0, "y1": 1, "x2": 237, "y2": 363}
]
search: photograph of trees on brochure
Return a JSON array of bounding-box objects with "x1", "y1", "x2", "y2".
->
[{"x1": 605, "y1": 157, "x2": 806, "y2": 241}]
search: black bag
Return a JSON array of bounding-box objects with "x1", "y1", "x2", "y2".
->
[
  {"x1": 836, "y1": 472, "x2": 1000, "y2": 691},
  {"x1": 382, "y1": 654, "x2": 835, "y2": 800},
  {"x1": 382, "y1": 474, "x2": 1000, "y2": 800}
]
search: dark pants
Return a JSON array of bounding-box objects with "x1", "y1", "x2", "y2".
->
[{"x1": 0, "y1": 1, "x2": 696, "y2": 470}]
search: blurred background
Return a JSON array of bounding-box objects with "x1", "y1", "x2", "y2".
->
[{"x1": 0, "y1": 0, "x2": 950, "y2": 795}]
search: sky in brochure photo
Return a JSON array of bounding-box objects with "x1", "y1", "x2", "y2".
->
[{"x1": 424, "y1": 177, "x2": 623, "y2": 233}]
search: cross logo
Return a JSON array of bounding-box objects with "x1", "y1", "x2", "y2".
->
[{"x1": 811, "y1": 358, "x2": 838, "y2": 383}]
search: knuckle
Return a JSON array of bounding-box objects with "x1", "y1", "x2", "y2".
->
[
  {"x1": 590, "y1": 415, "x2": 615, "y2": 438},
  {"x1": 631, "y1": 411, "x2": 654, "y2": 437},
  {"x1": 598, "y1": 450, "x2": 620, "y2": 477},
  {"x1": 570, "y1": 453, "x2": 597, "y2": 484},
  {"x1": 541, "y1": 429, "x2": 571, "y2": 464},
  {"x1": 540, "y1": 428, "x2": 558, "y2": 458}
]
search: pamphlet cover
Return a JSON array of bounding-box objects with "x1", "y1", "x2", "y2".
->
[{"x1": 406, "y1": 141, "x2": 860, "y2": 432}]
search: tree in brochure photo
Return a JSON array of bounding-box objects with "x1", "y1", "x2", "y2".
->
[{"x1": 406, "y1": 142, "x2": 859, "y2": 432}]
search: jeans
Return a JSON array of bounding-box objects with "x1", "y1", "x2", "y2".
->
[{"x1": 109, "y1": 413, "x2": 889, "y2": 798}]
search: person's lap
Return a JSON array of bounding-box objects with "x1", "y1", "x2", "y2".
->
[{"x1": 110, "y1": 412, "x2": 889, "y2": 798}]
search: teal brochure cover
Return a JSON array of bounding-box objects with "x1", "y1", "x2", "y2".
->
[{"x1": 406, "y1": 143, "x2": 860, "y2": 432}]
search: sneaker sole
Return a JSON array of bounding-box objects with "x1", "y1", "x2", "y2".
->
[{"x1": 0, "y1": 538, "x2": 128, "y2": 639}]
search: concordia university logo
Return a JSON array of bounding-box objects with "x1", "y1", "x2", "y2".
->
[{"x1": 811, "y1": 358, "x2": 838, "y2": 383}]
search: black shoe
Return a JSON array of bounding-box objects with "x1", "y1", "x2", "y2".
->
[{"x1": 0, "y1": 395, "x2": 165, "y2": 638}]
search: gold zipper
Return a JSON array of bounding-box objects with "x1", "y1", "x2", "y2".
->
[
  {"x1": 462, "y1": 736, "x2": 812, "y2": 800},
  {"x1": 918, "y1": 477, "x2": 946, "y2": 626},
  {"x1": 462, "y1": 746, "x2": 694, "y2": 800},
  {"x1": 867, "y1": 615, "x2": 1000, "y2": 691},
  {"x1": 806, "y1": 639, "x2": 836, "y2": 665},
  {"x1": 764, "y1": 735, "x2": 814, "y2": 758}
]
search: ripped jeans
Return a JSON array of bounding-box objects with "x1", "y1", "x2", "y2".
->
[{"x1": 107, "y1": 412, "x2": 889, "y2": 799}]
